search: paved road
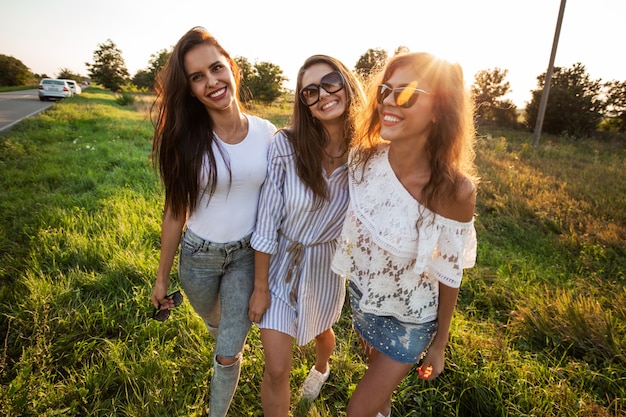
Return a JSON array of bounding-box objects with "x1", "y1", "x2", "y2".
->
[{"x1": 0, "y1": 89, "x2": 54, "y2": 133}]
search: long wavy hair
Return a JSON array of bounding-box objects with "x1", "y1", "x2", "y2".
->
[
  {"x1": 282, "y1": 55, "x2": 365, "y2": 204},
  {"x1": 151, "y1": 26, "x2": 242, "y2": 219},
  {"x1": 352, "y1": 52, "x2": 478, "y2": 211}
]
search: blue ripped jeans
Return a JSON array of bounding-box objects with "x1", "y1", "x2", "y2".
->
[{"x1": 178, "y1": 227, "x2": 254, "y2": 359}]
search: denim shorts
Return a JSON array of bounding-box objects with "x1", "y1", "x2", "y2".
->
[
  {"x1": 349, "y1": 282, "x2": 438, "y2": 364},
  {"x1": 178, "y1": 228, "x2": 254, "y2": 359}
]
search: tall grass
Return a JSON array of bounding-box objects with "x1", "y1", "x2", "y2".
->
[{"x1": 0, "y1": 89, "x2": 624, "y2": 416}]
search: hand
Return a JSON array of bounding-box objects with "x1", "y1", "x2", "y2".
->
[
  {"x1": 248, "y1": 288, "x2": 270, "y2": 323},
  {"x1": 417, "y1": 346, "x2": 445, "y2": 381},
  {"x1": 151, "y1": 279, "x2": 173, "y2": 310}
]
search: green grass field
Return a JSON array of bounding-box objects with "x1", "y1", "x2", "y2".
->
[{"x1": 0, "y1": 88, "x2": 624, "y2": 416}]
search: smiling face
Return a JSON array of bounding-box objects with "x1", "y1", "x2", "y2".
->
[
  {"x1": 378, "y1": 65, "x2": 436, "y2": 145},
  {"x1": 300, "y1": 63, "x2": 347, "y2": 124},
  {"x1": 184, "y1": 43, "x2": 237, "y2": 111}
]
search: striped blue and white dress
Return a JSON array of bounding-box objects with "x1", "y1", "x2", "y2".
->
[{"x1": 251, "y1": 131, "x2": 348, "y2": 346}]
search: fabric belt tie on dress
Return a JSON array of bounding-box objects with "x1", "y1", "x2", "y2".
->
[{"x1": 280, "y1": 231, "x2": 332, "y2": 305}]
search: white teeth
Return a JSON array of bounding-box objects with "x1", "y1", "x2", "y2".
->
[
  {"x1": 383, "y1": 114, "x2": 401, "y2": 123},
  {"x1": 210, "y1": 87, "x2": 226, "y2": 98},
  {"x1": 322, "y1": 100, "x2": 337, "y2": 111}
]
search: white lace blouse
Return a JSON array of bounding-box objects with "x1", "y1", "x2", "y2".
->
[{"x1": 331, "y1": 144, "x2": 477, "y2": 324}]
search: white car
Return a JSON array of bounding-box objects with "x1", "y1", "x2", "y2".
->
[
  {"x1": 38, "y1": 78, "x2": 73, "y2": 101},
  {"x1": 61, "y1": 79, "x2": 82, "y2": 95}
]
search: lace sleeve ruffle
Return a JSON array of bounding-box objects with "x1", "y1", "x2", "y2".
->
[{"x1": 415, "y1": 218, "x2": 476, "y2": 288}]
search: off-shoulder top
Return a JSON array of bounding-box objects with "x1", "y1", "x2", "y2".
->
[{"x1": 331, "y1": 144, "x2": 477, "y2": 323}]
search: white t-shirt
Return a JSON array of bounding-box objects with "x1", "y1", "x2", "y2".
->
[{"x1": 186, "y1": 115, "x2": 276, "y2": 243}]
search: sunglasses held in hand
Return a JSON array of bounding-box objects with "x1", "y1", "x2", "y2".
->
[{"x1": 152, "y1": 290, "x2": 183, "y2": 321}]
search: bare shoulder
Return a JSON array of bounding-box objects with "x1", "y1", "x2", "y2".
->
[{"x1": 437, "y1": 176, "x2": 476, "y2": 222}]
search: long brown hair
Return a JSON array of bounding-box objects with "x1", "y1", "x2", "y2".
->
[
  {"x1": 353, "y1": 52, "x2": 478, "y2": 210},
  {"x1": 283, "y1": 55, "x2": 365, "y2": 204},
  {"x1": 151, "y1": 27, "x2": 242, "y2": 219}
]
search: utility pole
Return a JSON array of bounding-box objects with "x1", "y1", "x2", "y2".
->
[{"x1": 532, "y1": 0, "x2": 567, "y2": 148}]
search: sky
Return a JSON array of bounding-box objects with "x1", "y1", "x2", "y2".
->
[{"x1": 1, "y1": 0, "x2": 625, "y2": 108}]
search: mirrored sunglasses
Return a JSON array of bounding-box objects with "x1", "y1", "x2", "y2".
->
[
  {"x1": 152, "y1": 290, "x2": 183, "y2": 321},
  {"x1": 299, "y1": 71, "x2": 345, "y2": 106},
  {"x1": 376, "y1": 83, "x2": 432, "y2": 108}
]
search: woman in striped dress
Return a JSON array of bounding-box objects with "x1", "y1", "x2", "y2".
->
[{"x1": 248, "y1": 55, "x2": 365, "y2": 416}]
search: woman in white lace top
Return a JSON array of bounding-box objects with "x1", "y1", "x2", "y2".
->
[{"x1": 332, "y1": 52, "x2": 478, "y2": 417}]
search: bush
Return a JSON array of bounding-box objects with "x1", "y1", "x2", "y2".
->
[
  {"x1": 0, "y1": 54, "x2": 32, "y2": 86},
  {"x1": 525, "y1": 63, "x2": 604, "y2": 137},
  {"x1": 115, "y1": 91, "x2": 135, "y2": 106}
]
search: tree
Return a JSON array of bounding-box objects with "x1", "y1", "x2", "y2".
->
[
  {"x1": 603, "y1": 80, "x2": 626, "y2": 133},
  {"x1": 471, "y1": 68, "x2": 517, "y2": 127},
  {"x1": 394, "y1": 46, "x2": 410, "y2": 55},
  {"x1": 491, "y1": 99, "x2": 518, "y2": 127},
  {"x1": 233, "y1": 58, "x2": 286, "y2": 104},
  {"x1": 0, "y1": 54, "x2": 32, "y2": 86},
  {"x1": 525, "y1": 63, "x2": 604, "y2": 137},
  {"x1": 235, "y1": 56, "x2": 255, "y2": 102},
  {"x1": 57, "y1": 68, "x2": 83, "y2": 82},
  {"x1": 354, "y1": 48, "x2": 387, "y2": 80},
  {"x1": 247, "y1": 61, "x2": 287, "y2": 103},
  {"x1": 131, "y1": 69, "x2": 152, "y2": 90},
  {"x1": 132, "y1": 48, "x2": 170, "y2": 91},
  {"x1": 86, "y1": 39, "x2": 129, "y2": 92},
  {"x1": 148, "y1": 49, "x2": 170, "y2": 90},
  {"x1": 149, "y1": 49, "x2": 170, "y2": 76}
]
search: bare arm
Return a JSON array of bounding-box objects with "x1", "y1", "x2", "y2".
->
[
  {"x1": 417, "y1": 282, "x2": 460, "y2": 380},
  {"x1": 151, "y1": 208, "x2": 186, "y2": 310},
  {"x1": 418, "y1": 177, "x2": 476, "y2": 378},
  {"x1": 248, "y1": 250, "x2": 271, "y2": 323}
]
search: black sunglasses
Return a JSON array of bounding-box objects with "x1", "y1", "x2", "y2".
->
[
  {"x1": 152, "y1": 290, "x2": 183, "y2": 321},
  {"x1": 376, "y1": 83, "x2": 432, "y2": 108},
  {"x1": 299, "y1": 71, "x2": 345, "y2": 106}
]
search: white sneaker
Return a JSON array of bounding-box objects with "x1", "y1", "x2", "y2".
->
[
  {"x1": 301, "y1": 364, "x2": 330, "y2": 400},
  {"x1": 376, "y1": 412, "x2": 390, "y2": 417}
]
